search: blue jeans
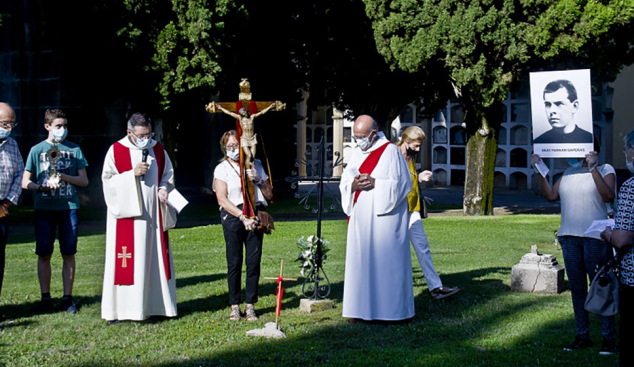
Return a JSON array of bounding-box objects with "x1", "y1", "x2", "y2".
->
[
  {"x1": 0, "y1": 216, "x2": 7, "y2": 296},
  {"x1": 560, "y1": 235, "x2": 616, "y2": 339},
  {"x1": 35, "y1": 209, "x2": 78, "y2": 256}
]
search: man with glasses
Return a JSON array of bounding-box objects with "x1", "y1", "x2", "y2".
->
[
  {"x1": 339, "y1": 115, "x2": 414, "y2": 323},
  {"x1": 22, "y1": 109, "x2": 88, "y2": 314},
  {"x1": 0, "y1": 102, "x2": 24, "y2": 322},
  {"x1": 101, "y1": 113, "x2": 177, "y2": 324}
]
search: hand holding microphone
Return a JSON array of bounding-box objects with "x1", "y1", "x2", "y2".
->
[{"x1": 134, "y1": 149, "x2": 150, "y2": 178}]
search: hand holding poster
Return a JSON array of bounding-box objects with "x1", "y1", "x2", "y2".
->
[{"x1": 530, "y1": 69, "x2": 594, "y2": 158}]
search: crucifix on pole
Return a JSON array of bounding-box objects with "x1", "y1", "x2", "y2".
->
[{"x1": 205, "y1": 78, "x2": 286, "y2": 218}]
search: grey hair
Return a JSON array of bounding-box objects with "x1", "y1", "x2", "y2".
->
[
  {"x1": 625, "y1": 128, "x2": 634, "y2": 149},
  {"x1": 371, "y1": 119, "x2": 378, "y2": 130},
  {"x1": 127, "y1": 112, "x2": 152, "y2": 130}
]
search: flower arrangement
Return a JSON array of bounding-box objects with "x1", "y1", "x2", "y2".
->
[{"x1": 296, "y1": 235, "x2": 330, "y2": 276}]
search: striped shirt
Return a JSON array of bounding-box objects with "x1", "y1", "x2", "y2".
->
[{"x1": 0, "y1": 137, "x2": 24, "y2": 205}]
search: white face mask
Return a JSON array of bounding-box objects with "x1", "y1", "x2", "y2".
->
[
  {"x1": 356, "y1": 132, "x2": 376, "y2": 151},
  {"x1": 52, "y1": 127, "x2": 68, "y2": 143},
  {"x1": 0, "y1": 127, "x2": 11, "y2": 140},
  {"x1": 134, "y1": 137, "x2": 150, "y2": 149},
  {"x1": 227, "y1": 149, "x2": 240, "y2": 161}
]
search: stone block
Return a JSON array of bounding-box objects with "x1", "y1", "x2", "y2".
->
[
  {"x1": 299, "y1": 298, "x2": 334, "y2": 313},
  {"x1": 511, "y1": 248, "x2": 565, "y2": 294},
  {"x1": 246, "y1": 322, "x2": 286, "y2": 338}
]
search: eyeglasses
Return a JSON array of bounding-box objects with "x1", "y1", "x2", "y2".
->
[
  {"x1": 0, "y1": 120, "x2": 18, "y2": 129},
  {"x1": 130, "y1": 131, "x2": 154, "y2": 140},
  {"x1": 225, "y1": 144, "x2": 239, "y2": 150}
]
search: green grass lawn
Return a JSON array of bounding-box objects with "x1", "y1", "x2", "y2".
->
[{"x1": 0, "y1": 215, "x2": 619, "y2": 366}]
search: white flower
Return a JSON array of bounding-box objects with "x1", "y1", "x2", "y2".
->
[
  {"x1": 302, "y1": 250, "x2": 311, "y2": 258},
  {"x1": 307, "y1": 235, "x2": 315, "y2": 243}
]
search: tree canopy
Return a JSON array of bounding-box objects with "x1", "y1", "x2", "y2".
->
[
  {"x1": 363, "y1": 0, "x2": 634, "y2": 215},
  {"x1": 365, "y1": 0, "x2": 634, "y2": 110},
  {"x1": 116, "y1": 0, "x2": 244, "y2": 108},
  {"x1": 115, "y1": 0, "x2": 445, "y2": 126}
]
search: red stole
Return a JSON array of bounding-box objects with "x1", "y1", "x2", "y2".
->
[
  {"x1": 353, "y1": 142, "x2": 391, "y2": 206},
  {"x1": 235, "y1": 100, "x2": 258, "y2": 218},
  {"x1": 347, "y1": 142, "x2": 391, "y2": 225},
  {"x1": 112, "y1": 142, "x2": 171, "y2": 285}
]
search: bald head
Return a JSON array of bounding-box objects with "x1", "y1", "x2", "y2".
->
[
  {"x1": 0, "y1": 102, "x2": 16, "y2": 122},
  {"x1": 353, "y1": 115, "x2": 378, "y2": 137}
]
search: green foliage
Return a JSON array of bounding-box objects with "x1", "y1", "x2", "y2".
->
[
  {"x1": 117, "y1": 0, "x2": 243, "y2": 107},
  {"x1": 364, "y1": 0, "x2": 634, "y2": 109}
]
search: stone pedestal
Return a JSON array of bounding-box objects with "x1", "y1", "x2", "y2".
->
[
  {"x1": 511, "y1": 246, "x2": 565, "y2": 294},
  {"x1": 299, "y1": 298, "x2": 334, "y2": 313}
]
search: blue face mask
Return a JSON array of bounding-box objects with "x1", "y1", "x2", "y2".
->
[
  {"x1": 567, "y1": 158, "x2": 583, "y2": 168},
  {"x1": 227, "y1": 149, "x2": 240, "y2": 161},
  {"x1": 0, "y1": 127, "x2": 11, "y2": 140},
  {"x1": 52, "y1": 127, "x2": 68, "y2": 143}
]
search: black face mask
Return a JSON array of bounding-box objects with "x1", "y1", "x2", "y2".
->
[{"x1": 406, "y1": 147, "x2": 417, "y2": 157}]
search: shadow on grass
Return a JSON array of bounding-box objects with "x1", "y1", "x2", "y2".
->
[
  {"x1": 0, "y1": 319, "x2": 36, "y2": 331},
  {"x1": 176, "y1": 273, "x2": 226, "y2": 289},
  {"x1": 176, "y1": 276, "x2": 344, "y2": 320},
  {"x1": 74, "y1": 297, "x2": 601, "y2": 367},
  {"x1": 0, "y1": 295, "x2": 101, "y2": 321},
  {"x1": 64, "y1": 266, "x2": 620, "y2": 366}
]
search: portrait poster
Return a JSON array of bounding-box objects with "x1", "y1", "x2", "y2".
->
[{"x1": 530, "y1": 69, "x2": 593, "y2": 158}]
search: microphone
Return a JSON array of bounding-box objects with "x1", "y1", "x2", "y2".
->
[{"x1": 141, "y1": 149, "x2": 149, "y2": 180}]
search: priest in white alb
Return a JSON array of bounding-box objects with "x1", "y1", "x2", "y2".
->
[
  {"x1": 340, "y1": 115, "x2": 413, "y2": 321},
  {"x1": 101, "y1": 113, "x2": 177, "y2": 322}
]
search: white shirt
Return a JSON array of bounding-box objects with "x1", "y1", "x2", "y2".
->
[
  {"x1": 213, "y1": 159, "x2": 269, "y2": 207},
  {"x1": 558, "y1": 164, "x2": 615, "y2": 239}
]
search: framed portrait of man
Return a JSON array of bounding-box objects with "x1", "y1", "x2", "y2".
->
[{"x1": 530, "y1": 69, "x2": 594, "y2": 158}]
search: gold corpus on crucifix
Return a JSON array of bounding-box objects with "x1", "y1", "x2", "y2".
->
[
  {"x1": 206, "y1": 78, "x2": 286, "y2": 170},
  {"x1": 264, "y1": 260, "x2": 297, "y2": 330},
  {"x1": 206, "y1": 78, "x2": 286, "y2": 218}
]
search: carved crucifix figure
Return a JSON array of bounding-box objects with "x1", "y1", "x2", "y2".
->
[
  {"x1": 205, "y1": 78, "x2": 286, "y2": 218},
  {"x1": 206, "y1": 79, "x2": 285, "y2": 170},
  {"x1": 214, "y1": 103, "x2": 277, "y2": 169}
]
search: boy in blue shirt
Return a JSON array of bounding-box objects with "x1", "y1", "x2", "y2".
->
[{"x1": 22, "y1": 109, "x2": 88, "y2": 313}]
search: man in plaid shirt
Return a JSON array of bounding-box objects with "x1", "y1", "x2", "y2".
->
[{"x1": 0, "y1": 102, "x2": 24, "y2": 322}]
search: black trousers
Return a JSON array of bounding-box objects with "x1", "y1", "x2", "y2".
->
[
  {"x1": 221, "y1": 207, "x2": 264, "y2": 305},
  {"x1": 0, "y1": 216, "x2": 8, "y2": 297},
  {"x1": 621, "y1": 284, "x2": 634, "y2": 367}
]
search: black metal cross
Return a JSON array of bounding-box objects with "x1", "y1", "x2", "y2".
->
[{"x1": 286, "y1": 137, "x2": 343, "y2": 300}]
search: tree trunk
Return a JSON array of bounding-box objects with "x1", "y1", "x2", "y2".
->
[{"x1": 463, "y1": 111, "x2": 498, "y2": 216}]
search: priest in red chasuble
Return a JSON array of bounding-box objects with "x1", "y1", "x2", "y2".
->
[
  {"x1": 339, "y1": 115, "x2": 413, "y2": 322},
  {"x1": 101, "y1": 113, "x2": 177, "y2": 322}
]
